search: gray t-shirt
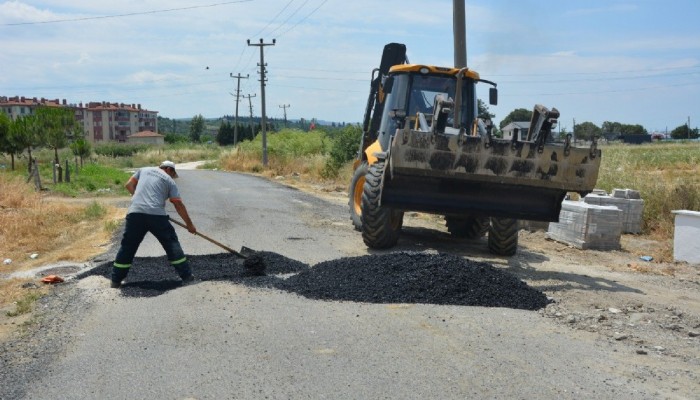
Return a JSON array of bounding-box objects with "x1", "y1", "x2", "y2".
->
[{"x1": 127, "y1": 167, "x2": 181, "y2": 215}]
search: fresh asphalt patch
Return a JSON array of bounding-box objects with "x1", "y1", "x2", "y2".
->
[{"x1": 79, "y1": 251, "x2": 550, "y2": 310}]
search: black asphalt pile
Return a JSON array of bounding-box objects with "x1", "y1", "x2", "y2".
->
[
  {"x1": 80, "y1": 251, "x2": 548, "y2": 310},
  {"x1": 276, "y1": 252, "x2": 549, "y2": 310},
  {"x1": 78, "y1": 252, "x2": 309, "y2": 298}
]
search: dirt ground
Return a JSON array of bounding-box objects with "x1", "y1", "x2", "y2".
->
[{"x1": 284, "y1": 178, "x2": 700, "y2": 395}]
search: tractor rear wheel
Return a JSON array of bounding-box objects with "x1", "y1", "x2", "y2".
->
[
  {"x1": 488, "y1": 217, "x2": 519, "y2": 256},
  {"x1": 445, "y1": 216, "x2": 489, "y2": 239},
  {"x1": 348, "y1": 162, "x2": 367, "y2": 231},
  {"x1": 361, "y1": 161, "x2": 403, "y2": 249}
]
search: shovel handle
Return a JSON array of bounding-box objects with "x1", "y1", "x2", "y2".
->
[{"x1": 169, "y1": 217, "x2": 245, "y2": 257}]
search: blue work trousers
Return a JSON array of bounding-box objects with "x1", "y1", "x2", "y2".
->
[{"x1": 112, "y1": 213, "x2": 191, "y2": 283}]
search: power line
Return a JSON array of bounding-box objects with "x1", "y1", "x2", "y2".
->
[
  {"x1": 276, "y1": 0, "x2": 329, "y2": 38},
  {"x1": 2, "y1": 0, "x2": 254, "y2": 26},
  {"x1": 268, "y1": 0, "x2": 311, "y2": 37},
  {"x1": 250, "y1": 0, "x2": 295, "y2": 38}
]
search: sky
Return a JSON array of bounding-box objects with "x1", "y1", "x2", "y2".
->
[{"x1": 1, "y1": 0, "x2": 699, "y2": 133}]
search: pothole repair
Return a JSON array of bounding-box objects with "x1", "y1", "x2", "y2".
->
[{"x1": 78, "y1": 251, "x2": 549, "y2": 310}]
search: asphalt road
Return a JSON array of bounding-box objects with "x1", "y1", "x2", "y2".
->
[{"x1": 7, "y1": 170, "x2": 666, "y2": 399}]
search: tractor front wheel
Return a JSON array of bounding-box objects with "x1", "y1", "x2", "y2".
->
[
  {"x1": 348, "y1": 162, "x2": 367, "y2": 231},
  {"x1": 361, "y1": 161, "x2": 403, "y2": 249},
  {"x1": 488, "y1": 217, "x2": 519, "y2": 256}
]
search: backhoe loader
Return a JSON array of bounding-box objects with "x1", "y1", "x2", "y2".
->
[{"x1": 348, "y1": 43, "x2": 601, "y2": 255}]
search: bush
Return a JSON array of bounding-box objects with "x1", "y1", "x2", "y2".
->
[
  {"x1": 94, "y1": 143, "x2": 150, "y2": 157},
  {"x1": 323, "y1": 125, "x2": 362, "y2": 178}
]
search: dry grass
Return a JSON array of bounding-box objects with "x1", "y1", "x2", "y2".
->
[
  {"x1": 597, "y1": 142, "x2": 700, "y2": 239},
  {"x1": 0, "y1": 173, "x2": 125, "y2": 309}
]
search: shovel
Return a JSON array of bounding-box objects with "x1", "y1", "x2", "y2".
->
[{"x1": 169, "y1": 217, "x2": 256, "y2": 260}]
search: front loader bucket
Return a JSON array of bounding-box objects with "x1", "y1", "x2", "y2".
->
[{"x1": 382, "y1": 129, "x2": 601, "y2": 222}]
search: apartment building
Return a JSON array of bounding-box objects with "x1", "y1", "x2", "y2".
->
[{"x1": 0, "y1": 96, "x2": 158, "y2": 143}]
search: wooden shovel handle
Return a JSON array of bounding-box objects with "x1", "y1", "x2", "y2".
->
[{"x1": 169, "y1": 217, "x2": 244, "y2": 257}]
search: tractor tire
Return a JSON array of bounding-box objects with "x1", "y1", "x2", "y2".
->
[
  {"x1": 445, "y1": 216, "x2": 489, "y2": 239},
  {"x1": 488, "y1": 217, "x2": 519, "y2": 256},
  {"x1": 348, "y1": 162, "x2": 368, "y2": 231},
  {"x1": 361, "y1": 161, "x2": 403, "y2": 249}
]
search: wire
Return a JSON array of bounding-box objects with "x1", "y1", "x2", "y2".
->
[
  {"x1": 2, "y1": 0, "x2": 254, "y2": 26},
  {"x1": 276, "y1": 0, "x2": 328, "y2": 38},
  {"x1": 267, "y1": 0, "x2": 310, "y2": 37},
  {"x1": 249, "y1": 0, "x2": 295, "y2": 39}
]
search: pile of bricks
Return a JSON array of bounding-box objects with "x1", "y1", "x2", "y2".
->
[
  {"x1": 583, "y1": 189, "x2": 645, "y2": 234},
  {"x1": 547, "y1": 200, "x2": 623, "y2": 250}
]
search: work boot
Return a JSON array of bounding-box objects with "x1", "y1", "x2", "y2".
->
[
  {"x1": 181, "y1": 275, "x2": 198, "y2": 286},
  {"x1": 110, "y1": 280, "x2": 122, "y2": 289}
]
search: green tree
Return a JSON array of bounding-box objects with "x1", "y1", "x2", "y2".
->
[
  {"x1": 499, "y1": 108, "x2": 532, "y2": 129},
  {"x1": 573, "y1": 121, "x2": 601, "y2": 141},
  {"x1": 477, "y1": 99, "x2": 495, "y2": 120},
  {"x1": 69, "y1": 137, "x2": 92, "y2": 167},
  {"x1": 35, "y1": 106, "x2": 79, "y2": 165},
  {"x1": 671, "y1": 124, "x2": 699, "y2": 139},
  {"x1": 217, "y1": 121, "x2": 235, "y2": 146},
  {"x1": 190, "y1": 114, "x2": 205, "y2": 142},
  {"x1": 10, "y1": 115, "x2": 42, "y2": 173}
]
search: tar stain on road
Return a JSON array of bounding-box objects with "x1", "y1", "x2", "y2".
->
[{"x1": 80, "y1": 251, "x2": 549, "y2": 310}]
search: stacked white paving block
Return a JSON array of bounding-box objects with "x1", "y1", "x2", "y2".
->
[
  {"x1": 583, "y1": 188, "x2": 644, "y2": 234},
  {"x1": 547, "y1": 200, "x2": 622, "y2": 250}
]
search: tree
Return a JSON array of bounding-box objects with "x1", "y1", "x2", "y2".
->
[
  {"x1": 190, "y1": 114, "x2": 205, "y2": 142},
  {"x1": 477, "y1": 99, "x2": 495, "y2": 121},
  {"x1": 573, "y1": 121, "x2": 601, "y2": 141},
  {"x1": 499, "y1": 108, "x2": 532, "y2": 130},
  {"x1": 0, "y1": 113, "x2": 14, "y2": 169},
  {"x1": 70, "y1": 137, "x2": 92, "y2": 167},
  {"x1": 620, "y1": 124, "x2": 647, "y2": 135},
  {"x1": 9, "y1": 115, "x2": 42, "y2": 173},
  {"x1": 671, "y1": 124, "x2": 699, "y2": 139},
  {"x1": 35, "y1": 106, "x2": 79, "y2": 165},
  {"x1": 217, "y1": 121, "x2": 235, "y2": 145}
]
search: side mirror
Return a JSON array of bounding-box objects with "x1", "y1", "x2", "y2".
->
[{"x1": 489, "y1": 87, "x2": 498, "y2": 106}]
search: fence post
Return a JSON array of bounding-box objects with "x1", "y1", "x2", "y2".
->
[{"x1": 65, "y1": 159, "x2": 71, "y2": 183}]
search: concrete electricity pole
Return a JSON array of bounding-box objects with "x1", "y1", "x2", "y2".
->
[
  {"x1": 453, "y1": 0, "x2": 467, "y2": 68},
  {"x1": 279, "y1": 104, "x2": 290, "y2": 128},
  {"x1": 244, "y1": 93, "x2": 257, "y2": 135},
  {"x1": 247, "y1": 38, "x2": 276, "y2": 166},
  {"x1": 230, "y1": 73, "x2": 248, "y2": 145}
]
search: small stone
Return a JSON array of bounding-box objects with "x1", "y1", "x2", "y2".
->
[
  {"x1": 30, "y1": 253, "x2": 39, "y2": 259},
  {"x1": 653, "y1": 346, "x2": 665, "y2": 352},
  {"x1": 688, "y1": 331, "x2": 699, "y2": 338},
  {"x1": 609, "y1": 308, "x2": 622, "y2": 314},
  {"x1": 567, "y1": 315, "x2": 577, "y2": 324},
  {"x1": 614, "y1": 333, "x2": 629, "y2": 341},
  {"x1": 636, "y1": 349, "x2": 648, "y2": 355}
]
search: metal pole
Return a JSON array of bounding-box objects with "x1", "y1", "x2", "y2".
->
[
  {"x1": 453, "y1": 0, "x2": 467, "y2": 68},
  {"x1": 247, "y1": 38, "x2": 276, "y2": 167},
  {"x1": 230, "y1": 73, "x2": 248, "y2": 146}
]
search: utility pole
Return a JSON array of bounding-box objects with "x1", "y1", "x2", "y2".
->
[
  {"x1": 279, "y1": 104, "x2": 290, "y2": 128},
  {"x1": 247, "y1": 38, "x2": 276, "y2": 166},
  {"x1": 572, "y1": 118, "x2": 576, "y2": 144},
  {"x1": 688, "y1": 116, "x2": 691, "y2": 139},
  {"x1": 244, "y1": 94, "x2": 257, "y2": 136},
  {"x1": 453, "y1": 0, "x2": 467, "y2": 68},
  {"x1": 230, "y1": 73, "x2": 248, "y2": 146}
]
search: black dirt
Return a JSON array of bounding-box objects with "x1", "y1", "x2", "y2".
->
[
  {"x1": 277, "y1": 252, "x2": 549, "y2": 310},
  {"x1": 79, "y1": 251, "x2": 549, "y2": 310}
]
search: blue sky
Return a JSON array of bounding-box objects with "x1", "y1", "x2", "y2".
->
[{"x1": 2, "y1": 0, "x2": 699, "y2": 133}]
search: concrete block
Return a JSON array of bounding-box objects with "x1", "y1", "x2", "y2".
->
[{"x1": 672, "y1": 210, "x2": 700, "y2": 264}]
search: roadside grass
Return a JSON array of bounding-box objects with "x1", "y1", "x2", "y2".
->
[
  {"x1": 5, "y1": 289, "x2": 44, "y2": 317},
  {"x1": 0, "y1": 173, "x2": 125, "y2": 310},
  {"x1": 597, "y1": 142, "x2": 700, "y2": 239}
]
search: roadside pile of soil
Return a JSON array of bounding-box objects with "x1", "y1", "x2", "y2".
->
[
  {"x1": 278, "y1": 252, "x2": 550, "y2": 310},
  {"x1": 79, "y1": 251, "x2": 548, "y2": 310}
]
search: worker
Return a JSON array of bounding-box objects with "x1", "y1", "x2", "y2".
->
[{"x1": 111, "y1": 160, "x2": 197, "y2": 288}]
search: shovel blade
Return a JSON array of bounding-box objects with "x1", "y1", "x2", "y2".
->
[{"x1": 239, "y1": 246, "x2": 257, "y2": 257}]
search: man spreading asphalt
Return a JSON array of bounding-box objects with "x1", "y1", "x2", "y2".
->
[{"x1": 111, "y1": 160, "x2": 197, "y2": 288}]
